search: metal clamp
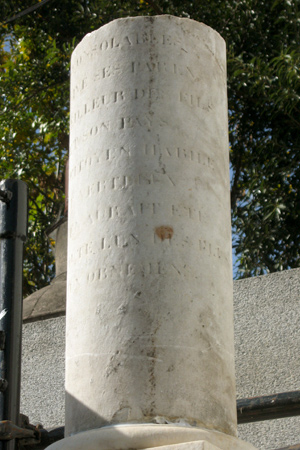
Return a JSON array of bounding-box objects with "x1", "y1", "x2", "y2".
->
[
  {"x1": 0, "y1": 331, "x2": 5, "y2": 351},
  {"x1": 0, "y1": 379, "x2": 8, "y2": 392},
  {"x1": 0, "y1": 189, "x2": 12, "y2": 204},
  {"x1": 0, "y1": 415, "x2": 41, "y2": 445}
]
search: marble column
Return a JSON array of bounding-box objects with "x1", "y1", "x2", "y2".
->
[{"x1": 47, "y1": 15, "x2": 257, "y2": 450}]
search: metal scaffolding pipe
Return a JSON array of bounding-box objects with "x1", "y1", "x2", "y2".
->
[
  {"x1": 0, "y1": 180, "x2": 28, "y2": 450},
  {"x1": 237, "y1": 391, "x2": 300, "y2": 424},
  {"x1": 275, "y1": 445, "x2": 300, "y2": 450},
  {"x1": 39, "y1": 391, "x2": 300, "y2": 448}
]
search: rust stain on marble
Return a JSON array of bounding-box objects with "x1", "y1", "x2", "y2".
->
[{"x1": 155, "y1": 226, "x2": 174, "y2": 240}]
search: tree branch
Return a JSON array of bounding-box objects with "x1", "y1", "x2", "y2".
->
[
  {"x1": 4, "y1": 0, "x2": 54, "y2": 24},
  {"x1": 146, "y1": 0, "x2": 164, "y2": 15},
  {"x1": 231, "y1": 153, "x2": 243, "y2": 210}
]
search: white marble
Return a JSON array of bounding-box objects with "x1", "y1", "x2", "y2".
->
[
  {"x1": 46, "y1": 424, "x2": 257, "y2": 450},
  {"x1": 66, "y1": 15, "x2": 236, "y2": 438}
]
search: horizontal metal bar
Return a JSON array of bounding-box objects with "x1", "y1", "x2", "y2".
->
[
  {"x1": 0, "y1": 420, "x2": 35, "y2": 441},
  {"x1": 273, "y1": 445, "x2": 300, "y2": 450},
  {"x1": 237, "y1": 390, "x2": 300, "y2": 424},
  {"x1": 20, "y1": 391, "x2": 300, "y2": 448}
]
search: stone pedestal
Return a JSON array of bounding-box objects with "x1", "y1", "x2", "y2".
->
[
  {"x1": 47, "y1": 15, "x2": 257, "y2": 450},
  {"x1": 46, "y1": 424, "x2": 257, "y2": 449}
]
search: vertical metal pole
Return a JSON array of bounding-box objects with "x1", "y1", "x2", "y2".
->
[{"x1": 0, "y1": 180, "x2": 28, "y2": 450}]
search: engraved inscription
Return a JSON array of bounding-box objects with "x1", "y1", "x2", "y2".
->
[
  {"x1": 69, "y1": 234, "x2": 139, "y2": 261},
  {"x1": 143, "y1": 144, "x2": 214, "y2": 169},
  {"x1": 86, "y1": 173, "x2": 176, "y2": 196},
  {"x1": 70, "y1": 236, "x2": 225, "y2": 265},
  {"x1": 91, "y1": 61, "x2": 196, "y2": 85},
  {"x1": 73, "y1": 32, "x2": 187, "y2": 64},
  {"x1": 69, "y1": 147, "x2": 132, "y2": 178},
  {"x1": 99, "y1": 65, "x2": 122, "y2": 79},
  {"x1": 171, "y1": 205, "x2": 201, "y2": 221},
  {"x1": 85, "y1": 261, "x2": 186, "y2": 283},
  {"x1": 199, "y1": 240, "x2": 222, "y2": 258},
  {"x1": 72, "y1": 116, "x2": 167, "y2": 145},
  {"x1": 71, "y1": 89, "x2": 159, "y2": 123},
  {"x1": 86, "y1": 263, "x2": 162, "y2": 282},
  {"x1": 131, "y1": 61, "x2": 178, "y2": 75},
  {"x1": 72, "y1": 61, "x2": 179, "y2": 96},
  {"x1": 71, "y1": 60, "x2": 201, "y2": 100},
  {"x1": 69, "y1": 146, "x2": 214, "y2": 177},
  {"x1": 180, "y1": 91, "x2": 212, "y2": 111},
  {"x1": 119, "y1": 115, "x2": 154, "y2": 130},
  {"x1": 71, "y1": 77, "x2": 88, "y2": 99},
  {"x1": 86, "y1": 203, "x2": 201, "y2": 224}
]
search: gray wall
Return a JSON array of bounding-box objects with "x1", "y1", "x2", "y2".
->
[
  {"x1": 20, "y1": 269, "x2": 300, "y2": 449},
  {"x1": 234, "y1": 269, "x2": 300, "y2": 449},
  {"x1": 21, "y1": 317, "x2": 65, "y2": 428}
]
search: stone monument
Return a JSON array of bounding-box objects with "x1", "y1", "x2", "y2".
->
[{"x1": 47, "y1": 16, "x2": 257, "y2": 450}]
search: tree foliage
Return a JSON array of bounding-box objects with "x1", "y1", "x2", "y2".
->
[{"x1": 0, "y1": 0, "x2": 299, "y2": 294}]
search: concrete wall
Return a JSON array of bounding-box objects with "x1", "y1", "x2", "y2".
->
[
  {"x1": 234, "y1": 269, "x2": 300, "y2": 449},
  {"x1": 20, "y1": 268, "x2": 300, "y2": 449},
  {"x1": 21, "y1": 316, "x2": 65, "y2": 429}
]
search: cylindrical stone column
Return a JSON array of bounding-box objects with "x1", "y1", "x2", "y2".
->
[{"x1": 66, "y1": 15, "x2": 235, "y2": 438}]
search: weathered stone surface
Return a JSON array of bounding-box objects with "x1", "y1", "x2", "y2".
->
[
  {"x1": 53, "y1": 220, "x2": 68, "y2": 277},
  {"x1": 23, "y1": 221, "x2": 67, "y2": 322},
  {"x1": 21, "y1": 269, "x2": 300, "y2": 449},
  {"x1": 46, "y1": 424, "x2": 257, "y2": 450},
  {"x1": 22, "y1": 273, "x2": 66, "y2": 322},
  {"x1": 146, "y1": 441, "x2": 223, "y2": 450},
  {"x1": 66, "y1": 15, "x2": 236, "y2": 438}
]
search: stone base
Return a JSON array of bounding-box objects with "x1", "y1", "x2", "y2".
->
[
  {"x1": 145, "y1": 441, "x2": 223, "y2": 450},
  {"x1": 45, "y1": 424, "x2": 257, "y2": 450}
]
